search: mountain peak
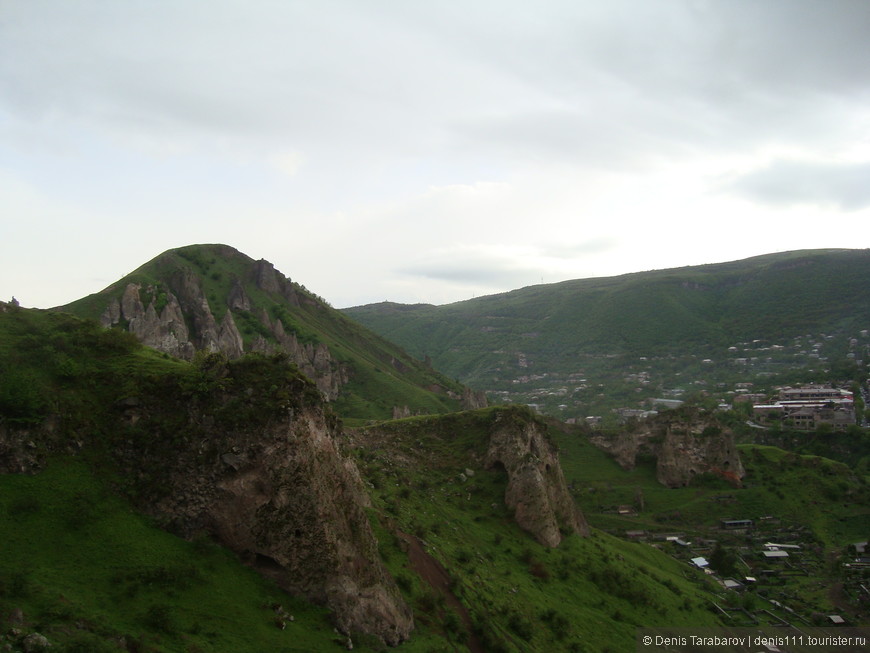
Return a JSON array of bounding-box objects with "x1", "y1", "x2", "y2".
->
[{"x1": 57, "y1": 245, "x2": 477, "y2": 421}]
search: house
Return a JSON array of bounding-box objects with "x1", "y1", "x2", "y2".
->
[
  {"x1": 752, "y1": 384, "x2": 855, "y2": 430},
  {"x1": 721, "y1": 519, "x2": 754, "y2": 530},
  {"x1": 764, "y1": 542, "x2": 800, "y2": 550},
  {"x1": 650, "y1": 398, "x2": 684, "y2": 410},
  {"x1": 691, "y1": 557, "x2": 709, "y2": 569},
  {"x1": 762, "y1": 550, "x2": 789, "y2": 560}
]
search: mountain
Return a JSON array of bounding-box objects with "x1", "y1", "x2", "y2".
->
[
  {"x1": 343, "y1": 249, "x2": 870, "y2": 419},
  {"x1": 2, "y1": 299, "x2": 866, "y2": 648},
  {"x1": 0, "y1": 303, "x2": 413, "y2": 644},
  {"x1": 57, "y1": 244, "x2": 485, "y2": 423},
  {"x1": 0, "y1": 302, "x2": 731, "y2": 651}
]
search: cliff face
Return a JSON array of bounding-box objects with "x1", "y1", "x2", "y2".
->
[
  {"x1": 0, "y1": 353, "x2": 412, "y2": 645},
  {"x1": 590, "y1": 409, "x2": 744, "y2": 488},
  {"x1": 353, "y1": 407, "x2": 587, "y2": 548},
  {"x1": 98, "y1": 256, "x2": 348, "y2": 400},
  {"x1": 130, "y1": 401, "x2": 411, "y2": 644},
  {"x1": 485, "y1": 410, "x2": 589, "y2": 546}
]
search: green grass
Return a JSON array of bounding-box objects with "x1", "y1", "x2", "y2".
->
[
  {"x1": 547, "y1": 423, "x2": 869, "y2": 545},
  {"x1": 343, "y1": 249, "x2": 870, "y2": 420},
  {"x1": 545, "y1": 423, "x2": 870, "y2": 624},
  {"x1": 350, "y1": 408, "x2": 726, "y2": 652},
  {"x1": 0, "y1": 459, "x2": 347, "y2": 653},
  {"x1": 56, "y1": 244, "x2": 467, "y2": 422}
]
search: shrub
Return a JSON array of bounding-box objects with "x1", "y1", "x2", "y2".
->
[{"x1": 143, "y1": 603, "x2": 177, "y2": 633}]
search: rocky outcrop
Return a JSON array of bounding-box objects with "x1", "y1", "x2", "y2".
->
[
  {"x1": 353, "y1": 407, "x2": 588, "y2": 548},
  {"x1": 460, "y1": 387, "x2": 488, "y2": 410},
  {"x1": 102, "y1": 285, "x2": 195, "y2": 359},
  {"x1": 250, "y1": 318, "x2": 348, "y2": 401},
  {"x1": 144, "y1": 404, "x2": 413, "y2": 645},
  {"x1": 590, "y1": 408, "x2": 744, "y2": 488},
  {"x1": 98, "y1": 256, "x2": 349, "y2": 400},
  {"x1": 485, "y1": 410, "x2": 589, "y2": 546},
  {"x1": 216, "y1": 310, "x2": 244, "y2": 359},
  {"x1": 3, "y1": 353, "x2": 413, "y2": 645}
]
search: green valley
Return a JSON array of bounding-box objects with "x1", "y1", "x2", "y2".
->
[{"x1": 1, "y1": 245, "x2": 869, "y2": 652}]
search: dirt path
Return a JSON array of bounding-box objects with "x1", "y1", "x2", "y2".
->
[{"x1": 398, "y1": 531, "x2": 485, "y2": 653}]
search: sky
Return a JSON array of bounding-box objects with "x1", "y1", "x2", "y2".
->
[{"x1": 2, "y1": 0, "x2": 870, "y2": 310}]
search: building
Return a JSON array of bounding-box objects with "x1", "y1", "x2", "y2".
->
[
  {"x1": 752, "y1": 384, "x2": 855, "y2": 430},
  {"x1": 779, "y1": 385, "x2": 853, "y2": 401}
]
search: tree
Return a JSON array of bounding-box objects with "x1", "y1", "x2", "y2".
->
[{"x1": 708, "y1": 543, "x2": 738, "y2": 577}]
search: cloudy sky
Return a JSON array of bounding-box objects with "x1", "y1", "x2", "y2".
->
[{"x1": 2, "y1": 1, "x2": 870, "y2": 309}]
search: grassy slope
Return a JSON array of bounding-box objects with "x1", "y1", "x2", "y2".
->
[
  {"x1": 350, "y1": 408, "x2": 726, "y2": 653},
  {"x1": 548, "y1": 422, "x2": 870, "y2": 624},
  {"x1": 0, "y1": 305, "x2": 367, "y2": 651},
  {"x1": 2, "y1": 304, "x2": 866, "y2": 650},
  {"x1": 5, "y1": 305, "x2": 718, "y2": 652},
  {"x1": 551, "y1": 426, "x2": 868, "y2": 546},
  {"x1": 0, "y1": 459, "x2": 343, "y2": 653},
  {"x1": 343, "y1": 249, "x2": 870, "y2": 384},
  {"x1": 57, "y1": 244, "x2": 466, "y2": 422}
]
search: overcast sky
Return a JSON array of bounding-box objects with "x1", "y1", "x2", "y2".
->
[{"x1": 3, "y1": 1, "x2": 870, "y2": 309}]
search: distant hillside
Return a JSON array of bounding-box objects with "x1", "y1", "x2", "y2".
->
[
  {"x1": 344, "y1": 249, "x2": 870, "y2": 417},
  {"x1": 58, "y1": 244, "x2": 483, "y2": 422}
]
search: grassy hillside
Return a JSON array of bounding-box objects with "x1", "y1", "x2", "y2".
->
[
  {"x1": 0, "y1": 305, "x2": 367, "y2": 651},
  {"x1": 0, "y1": 305, "x2": 728, "y2": 652},
  {"x1": 345, "y1": 249, "x2": 870, "y2": 370},
  {"x1": 0, "y1": 459, "x2": 345, "y2": 653},
  {"x1": 349, "y1": 408, "x2": 728, "y2": 652},
  {"x1": 343, "y1": 249, "x2": 870, "y2": 419},
  {"x1": 547, "y1": 421, "x2": 870, "y2": 625},
  {"x1": 2, "y1": 303, "x2": 867, "y2": 651},
  {"x1": 57, "y1": 244, "x2": 468, "y2": 423}
]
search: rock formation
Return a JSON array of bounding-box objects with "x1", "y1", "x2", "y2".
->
[
  {"x1": 460, "y1": 386, "x2": 488, "y2": 410},
  {"x1": 485, "y1": 409, "x2": 589, "y2": 546},
  {"x1": 353, "y1": 407, "x2": 588, "y2": 548},
  {"x1": 590, "y1": 408, "x2": 744, "y2": 488},
  {"x1": 141, "y1": 402, "x2": 413, "y2": 645},
  {"x1": 98, "y1": 255, "x2": 349, "y2": 400},
  {"x1": 1, "y1": 353, "x2": 413, "y2": 645}
]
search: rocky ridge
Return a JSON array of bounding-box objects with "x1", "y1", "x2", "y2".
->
[
  {"x1": 353, "y1": 407, "x2": 588, "y2": 548},
  {"x1": 485, "y1": 409, "x2": 589, "y2": 545},
  {"x1": 98, "y1": 253, "x2": 349, "y2": 400},
  {"x1": 0, "y1": 344, "x2": 412, "y2": 644},
  {"x1": 589, "y1": 408, "x2": 744, "y2": 488}
]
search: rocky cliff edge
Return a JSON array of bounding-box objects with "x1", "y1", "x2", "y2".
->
[
  {"x1": 590, "y1": 408, "x2": 744, "y2": 488},
  {"x1": 0, "y1": 352, "x2": 412, "y2": 645}
]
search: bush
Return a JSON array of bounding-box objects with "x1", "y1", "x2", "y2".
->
[
  {"x1": 143, "y1": 603, "x2": 177, "y2": 633},
  {"x1": 507, "y1": 612, "x2": 534, "y2": 641}
]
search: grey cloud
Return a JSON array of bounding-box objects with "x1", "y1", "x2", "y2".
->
[
  {"x1": 542, "y1": 238, "x2": 618, "y2": 259},
  {"x1": 5, "y1": 0, "x2": 869, "y2": 173},
  {"x1": 726, "y1": 160, "x2": 870, "y2": 211},
  {"x1": 399, "y1": 258, "x2": 545, "y2": 289}
]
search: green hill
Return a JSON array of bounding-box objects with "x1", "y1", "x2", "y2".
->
[
  {"x1": 57, "y1": 244, "x2": 474, "y2": 423},
  {"x1": 0, "y1": 303, "x2": 729, "y2": 651},
  {"x1": 2, "y1": 303, "x2": 867, "y2": 650},
  {"x1": 343, "y1": 249, "x2": 870, "y2": 418}
]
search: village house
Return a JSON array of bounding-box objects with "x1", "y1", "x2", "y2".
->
[{"x1": 752, "y1": 384, "x2": 855, "y2": 430}]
